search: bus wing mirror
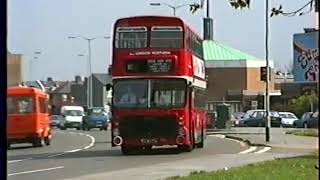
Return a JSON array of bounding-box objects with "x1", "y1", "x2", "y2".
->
[{"x1": 106, "y1": 84, "x2": 112, "y2": 91}]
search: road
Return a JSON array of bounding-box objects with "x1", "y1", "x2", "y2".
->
[{"x1": 7, "y1": 128, "x2": 287, "y2": 180}]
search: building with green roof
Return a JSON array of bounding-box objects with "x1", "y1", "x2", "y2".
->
[{"x1": 203, "y1": 40, "x2": 280, "y2": 112}]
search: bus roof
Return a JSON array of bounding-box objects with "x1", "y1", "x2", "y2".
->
[
  {"x1": 7, "y1": 86, "x2": 48, "y2": 96},
  {"x1": 114, "y1": 15, "x2": 201, "y2": 37}
]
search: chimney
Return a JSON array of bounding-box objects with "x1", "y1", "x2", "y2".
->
[
  {"x1": 75, "y1": 75, "x2": 82, "y2": 84},
  {"x1": 108, "y1": 65, "x2": 112, "y2": 75}
]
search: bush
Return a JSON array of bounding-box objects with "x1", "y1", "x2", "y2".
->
[{"x1": 288, "y1": 91, "x2": 318, "y2": 117}]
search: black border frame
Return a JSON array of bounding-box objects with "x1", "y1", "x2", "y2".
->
[{"x1": 0, "y1": 0, "x2": 7, "y2": 179}]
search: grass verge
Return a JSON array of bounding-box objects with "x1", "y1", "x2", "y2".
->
[
  {"x1": 166, "y1": 152, "x2": 319, "y2": 180},
  {"x1": 286, "y1": 129, "x2": 318, "y2": 137}
]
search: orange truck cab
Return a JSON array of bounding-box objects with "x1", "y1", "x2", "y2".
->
[{"x1": 7, "y1": 87, "x2": 52, "y2": 148}]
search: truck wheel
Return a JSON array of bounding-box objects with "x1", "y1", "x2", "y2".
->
[{"x1": 44, "y1": 134, "x2": 52, "y2": 146}]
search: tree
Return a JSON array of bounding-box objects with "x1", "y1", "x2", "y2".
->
[
  {"x1": 288, "y1": 91, "x2": 319, "y2": 117},
  {"x1": 189, "y1": 0, "x2": 318, "y2": 16}
]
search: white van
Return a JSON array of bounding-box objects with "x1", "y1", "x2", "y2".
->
[{"x1": 59, "y1": 106, "x2": 85, "y2": 130}]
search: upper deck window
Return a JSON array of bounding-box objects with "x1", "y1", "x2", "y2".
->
[
  {"x1": 150, "y1": 26, "x2": 183, "y2": 48},
  {"x1": 115, "y1": 26, "x2": 147, "y2": 48}
]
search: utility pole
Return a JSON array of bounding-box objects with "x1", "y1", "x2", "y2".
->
[
  {"x1": 68, "y1": 36, "x2": 110, "y2": 108},
  {"x1": 265, "y1": 0, "x2": 271, "y2": 142},
  {"x1": 203, "y1": 0, "x2": 214, "y2": 40}
]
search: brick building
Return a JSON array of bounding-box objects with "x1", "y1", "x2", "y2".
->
[
  {"x1": 203, "y1": 40, "x2": 281, "y2": 113},
  {"x1": 7, "y1": 52, "x2": 22, "y2": 87}
]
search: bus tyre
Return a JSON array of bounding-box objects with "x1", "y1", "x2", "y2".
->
[
  {"x1": 44, "y1": 134, "x2": 52, "y2": 146},
  {"x1": 33, "y1": 137, "x2": 45, "y2": 147},
  {"x1": 121, "y1": 146, "x2": 130, "y2": 155},
  {"x1": 196, "y1": 130, "x2": 204, "y2": 148}
]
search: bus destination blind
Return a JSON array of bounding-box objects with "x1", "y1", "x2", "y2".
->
[{"x1": 127, "y1": 59, "x2": 173, "y2": 73}]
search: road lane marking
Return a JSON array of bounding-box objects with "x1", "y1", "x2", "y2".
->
[
  {"x1": 8, "y1": 131, "x2": 96, "y2": 162},
  {"x1": 65, "y1": 149, "x2": 82, "y2": 153},
  {"x1": 8, "y1": 158, "x2": 32, "y2": 163},
  {"x1": 83, "y1": 134, "x2": 95, "y2": 149},
  {"x1": 8, "y1": 166, "x2": 64, "y2": 176},
  {"x1": 239, "y1": 146, "x2": 257, "y2": 154},
  {"x1": 254, "y1": 147, "x2": 271, "y2": 154}
]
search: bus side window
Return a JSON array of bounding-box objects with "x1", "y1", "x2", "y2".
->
[{"x1": 39, "y1": 97, "x2": 46, "y2": 113}]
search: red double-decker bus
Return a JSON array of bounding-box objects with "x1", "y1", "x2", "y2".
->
[{"x1": 110, "y1": 16, "x2": 207, "y2": 154}]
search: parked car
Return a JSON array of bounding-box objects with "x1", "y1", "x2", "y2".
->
[
  {"x1": 50, "y1": 115, "x2": 63, "y2": 127},
  {"x1": 279, "y1": 112, "x2": 299, "y2": 127},
  {"x1": 82, "y1": 107, "x2": 110, "y2": 131},
  {"x1": 307, "y1": 111, "x2": 319, "y2": 128},
  {"x1": 241, "y1": 110, "x2": 281, "y2": 127},
  {"x1": 293, "y1": 112, "x2": 313, "y2": 128},
  {"x1": 230, "y1": 112, "x2": 246, "y2": 127},
  {"x1": 238, "y1": 110, "x2": 262, "y2": 127},
  {"x1": 206, "y1": 112, "x2": 216, "y2": 129}
]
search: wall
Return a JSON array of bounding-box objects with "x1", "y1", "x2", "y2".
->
[
  {"x1": 206, "y1": 67, "x2": 247, "y2": 101},
  {"x1": 7, "y1": 52, "x2": 22, "y2": 86}
]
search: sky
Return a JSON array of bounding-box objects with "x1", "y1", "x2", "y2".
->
[{"x1": 7, "y1": 0, "x2": 317, "y2": 81}]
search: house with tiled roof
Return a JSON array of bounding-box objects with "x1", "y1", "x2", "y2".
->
[{"x1": 203, "y1": 40, "x2": 281, "y2": 112}]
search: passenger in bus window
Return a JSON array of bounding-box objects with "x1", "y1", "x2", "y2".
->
[{"x1": 119, "y1": 87, "x2": 137, "y2": 104}]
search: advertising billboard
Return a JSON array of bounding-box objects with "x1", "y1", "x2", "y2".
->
[{"x1": 293, "y1": 31, "x2": 319, "y2": 82}]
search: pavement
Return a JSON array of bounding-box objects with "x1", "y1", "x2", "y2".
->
[
  {"x1": 207, "y1": 127, "x2": 319, "y2": 150},
  {"x1": 64, "y1": 127, "x2": 319, "y2": 180}
]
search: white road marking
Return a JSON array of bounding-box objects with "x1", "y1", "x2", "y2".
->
[
  {"x1": 83, "y1": 134, "x2": 95, "y2": 149},
  {"x1": 239, "y1": 146, "x2": 257, "y2": 154},
  {"x1": 8, "y1": 131, "x2": 96, "y2": 162},
  {"x1": 8, "y1": 166, "x2": 64, "y2": 176},
  {"x1": 65, "y1": 149, "x2": 82, "y2": 153},
  {"x1": 8, "y1": 158, "x2": 32, "y2": 163},
  {"x1": 254, "y1": 147, "x2": 271, "y2": 154}
]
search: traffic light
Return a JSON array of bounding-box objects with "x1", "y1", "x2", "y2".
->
[{"x1": 260, "y1": 66, "x2": 268, "y2": 81}]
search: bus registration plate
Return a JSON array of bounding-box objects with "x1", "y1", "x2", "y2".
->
[{"x1": 140, "y1": 138, "x2": 158, "y2": 144}]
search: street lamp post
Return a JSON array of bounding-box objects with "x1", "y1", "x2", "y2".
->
[
  {"x1": 68, "y1": 36, "x2": 110, "y2": 108},
  {"x1": 77, "y1": 54, "x2": 89, "y2": 108},
  {"x1": 27, "y1": 51, "x2": 42, "y2": 81},
  {"x1": 150, "y1": 2, "x2": 191, "y2": 16},
  {"x1": 265, "y1": 0, "x2": 271, "y2": 142}
]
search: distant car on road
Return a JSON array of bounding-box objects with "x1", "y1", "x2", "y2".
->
[
  {"x1": 82, "y1": 107, "x2": 110, "y2": 131},
  {"x1": 59, "y1": 106, "x2": 85, "y2": 130},
  {"x1": 241, "y1": 110, "x2": 281, "y2": 127},
  {"x1": 50, "y1": 115, "x2": 63, "y2": 127},
  {"x1": 279, "y1": 112, "x2": 299, "y2": 127}
]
